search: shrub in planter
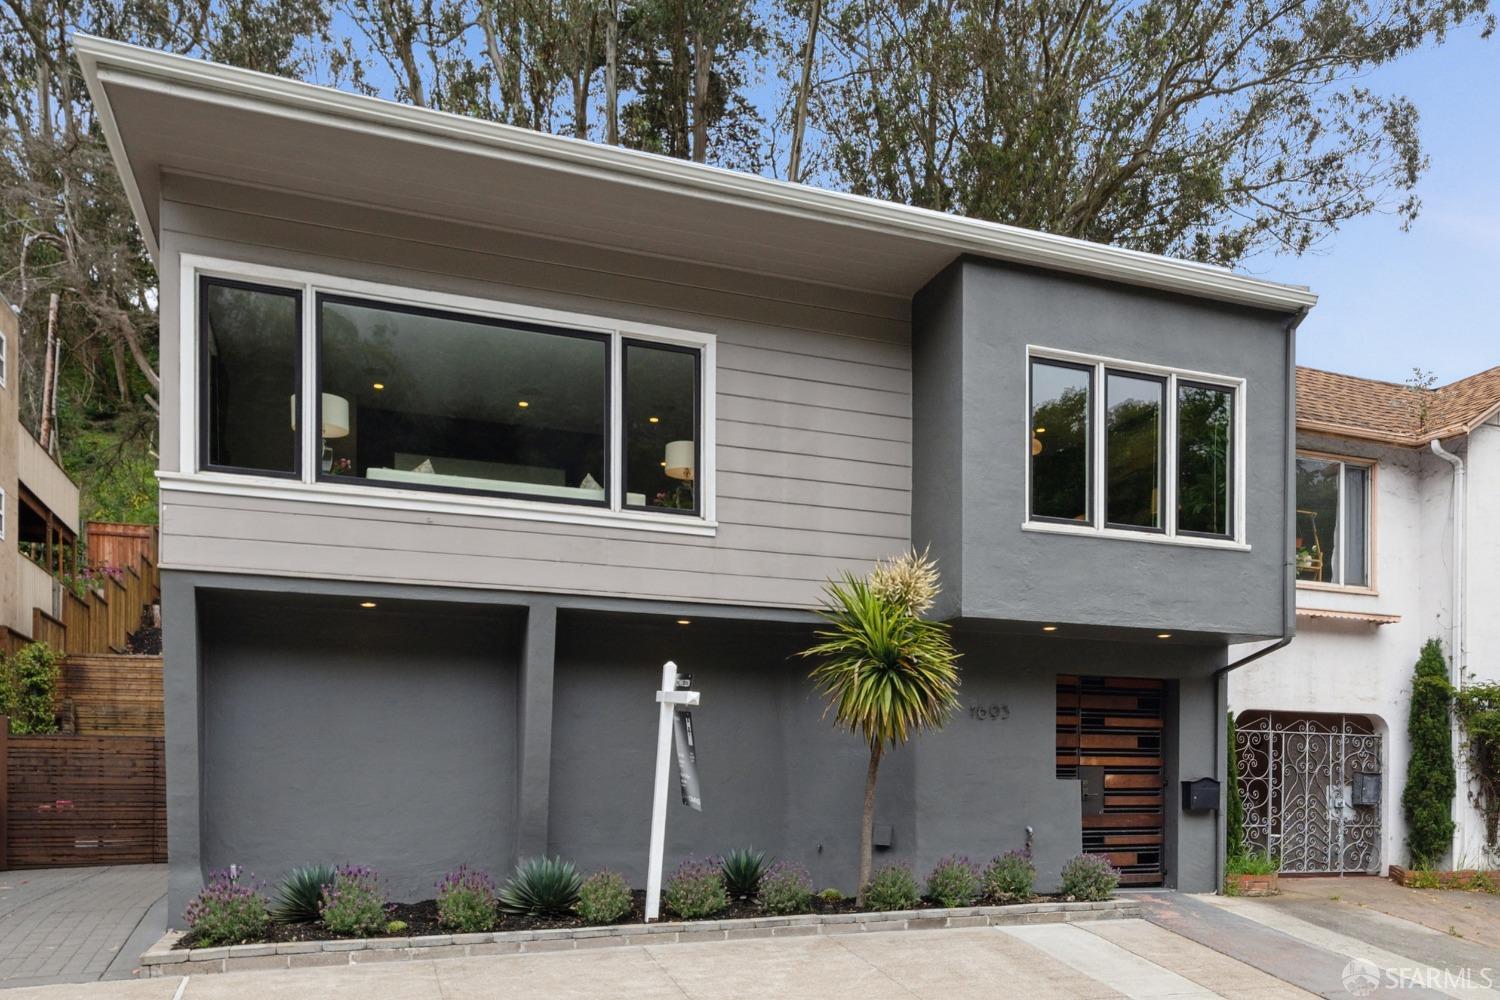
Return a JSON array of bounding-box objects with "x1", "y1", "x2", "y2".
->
[
  {"x1": 271, "y1": 864, "x2": 336, "y2": 924},
  {"x1": 1059, "y1": 854, "x2": 1119, "y2": 901},
  {"x1": 1224, "y1": 853, "x2": 1280, "y2": 897},
  {"x1": 721, "y1": 847, "x2": 770, "y2": 902},
  {"x1": 499, "y1": 856, "x2": 583, "y2": 917},
  {"x1": 664, "y1": 857, "x2": 729, "y2": 919},
  {"x1": 436, "y1": 866, "x2": 499, "y2": 933},
  {"x1": 925, "y1": 856, "x2": 981, "y2": 908},
  {"x1": 981, "y1": 850, "x2": 1036, "y2": 902},
  {"x1": 577, "y1": 870, "x2": 633, "y2": 925},
  {"x1": 1, "y1": 642, "x2": 61, "y2": 734},
  {"x1": 863, "y1": 863, "x2": 920, "y2": 912},
  {"x1": 184, "y1": 869, "x2": 271, "y2": 946},
  {"x1": 319, "y1": 865, "x2": 389, "y2": 937},
  {"x1": 757, "y1": 862, "x2": 814, "y2": 915},
  {"x1": 817, "y1": 887, "x2": 844, "y2": 903}
]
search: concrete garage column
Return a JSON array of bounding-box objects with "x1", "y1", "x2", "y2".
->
[
  {"x1": 515, "y1": 600, "x2": 558, "y2": 860},
  {"x1": 160, "y1": 571, "x2": 203, "y2": 922}
]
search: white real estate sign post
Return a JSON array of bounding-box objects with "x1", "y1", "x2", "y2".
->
[{"x1": 646, "y1": 660, "x2": 700, "y2": 922}]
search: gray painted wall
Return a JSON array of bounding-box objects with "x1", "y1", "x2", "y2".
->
[
  {"x1": 913, "y1": 259, "x2": 1296, "y2": 640},
  {"x1": 196, "y1": 590, "x2": 523, "y2": 901},
  {"x1": 154, "y1": 174, "x2": 912, "y2": 611}
]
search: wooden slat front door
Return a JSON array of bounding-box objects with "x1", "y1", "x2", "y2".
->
[{"x1": 1057, "y1": 675, "x2": 1165, "y2": 886}]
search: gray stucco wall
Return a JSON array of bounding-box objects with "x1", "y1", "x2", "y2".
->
[
  {"x1": 913, "y1": 258, "x2": 1296, "y2": 640},
  {"x1": 196, "y1": 590, "x2": 522, "y2": 901}
]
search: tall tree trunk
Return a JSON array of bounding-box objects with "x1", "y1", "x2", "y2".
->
[
  {"x1": 787, "y1": 0, "x2": 821, "y2": 183},
  {"x1": 690, "y1": 26, "x2": 711, "y2": 162},
  {"x1": 38, "y1": 292, "x2": 58, "y2": 451},
  {"x1": 856, "y1": 741, "x2": 883, "y2": 906},
  {"x1": 604, "y1": 0, "x2": 619, "y2": 144}
]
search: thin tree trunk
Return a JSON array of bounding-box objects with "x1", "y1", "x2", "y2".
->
[
  {"x1": 787, "y1": 0, "x2": 821, "y2": 183},
  {"x1": 604, "y1": 0, "x2": 619, "y2": 144},
  {"x1": 856, "y1": 741, "x2": 883, "y2": 905},
  {"x1": 38, "y1": 292, "x2": 58, "y2": 449},
  {"x1": 690, "y1": 26, "x2": 711, "y2": 162}
]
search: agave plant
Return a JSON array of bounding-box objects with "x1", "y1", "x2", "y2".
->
[
  {"x1": 720, "y1": 848, "x2": 770, "y2": 901},
  {"x1": 498, "y1": 856, "x2": 583, "y2": 917},
  {"x1": 271, "y1": 864, "x2": 336, "y2": 924}
]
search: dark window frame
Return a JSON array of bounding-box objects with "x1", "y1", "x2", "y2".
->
[
  {"x1": 1103, "y1": 368, "x2": 1168, "y2": 534},
  {"x1": 1028, "y1": 357, "x2": 1095, "y2": 527},
  {"x1": 621, "y1": 338, "x2": 703, "y2": 517},
  {"x1": 197, "y1": 276, "x2": 305, "y2": 480},
  {"x1": 312, "y1": 291, "x2": 615, "y2": 509},
  {"x1": 1175, "y1": 379, "x2": 1236, "y2": 540}
]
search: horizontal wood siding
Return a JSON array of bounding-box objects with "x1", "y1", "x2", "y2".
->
[
  {"x1": 59, "y1": 654, "x2": 164, "y2": 736},
  {"x1": 156, "y1": 178, "x2": 912, "y2": 608}
]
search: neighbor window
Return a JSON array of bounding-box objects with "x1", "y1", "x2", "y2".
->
[
  {"x1": 0, "y1": 328, "x2": 8, "y2": 387},
  {"x1": 317, "y1": 295, "x2": 609, "y2": 503},
  {"x1": 624, "y1": 341, "x2": 699, "y2": 514},
  {"x1": 0, "y1": 487, "x2": 6, "y2": 541},
  {"x1": 200, "y1": 279, "x2": 302, "y2": 476},
  {"x1": 1028, "y1": 352, "x2": 1240, "y2": 541},
  {"x1": 1295, "y1": 455, "x2": 1371, "y2": 587}
]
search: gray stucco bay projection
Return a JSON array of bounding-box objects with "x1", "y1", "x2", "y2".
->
[{"x1": 169, "y1": 578, "x2": 1225, "y2": 919}]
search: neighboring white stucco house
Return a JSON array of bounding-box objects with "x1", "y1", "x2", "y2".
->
[{"x1": 1230, "y1": 365, "x2": 1500, "y2": 875}]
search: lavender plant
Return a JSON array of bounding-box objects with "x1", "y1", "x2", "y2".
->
[
  {"x1": 576, "y1": 870, "x2": 633, "y2": 925},
  {"x1": 862, "y1": 863, "x2": 920, "y2": 911},
  {"x1": 1059, "y1": 854, "x2": 1119, "y2": 902},
  {"x1": 756, "y1": 861, "x2": 814, "y2": 916},
  {"x1": 183, "y1": 869, "x2": 271, "y2": 946},
  {"x1": 319, "y1": 865, "x2": 390, "y2": 937},
  {"x1": 981, "y1": 850, "x2": 1036, "y2": 902},
  {"x1": 436, "y1": 866, "x2": 498, "y2": 933},
  {"x1": 663, "y1": 857, "x2": 729, "y2": 919},
  {"x1": 925, "y1": 855, "x2": 981, "y2": 908}
]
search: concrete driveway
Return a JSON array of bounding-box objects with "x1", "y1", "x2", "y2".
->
[{"x1": 0, "y1": 866, "x2": 166, "y2": 989}]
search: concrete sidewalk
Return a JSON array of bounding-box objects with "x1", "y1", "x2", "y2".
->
[{"x1": 0, "y1": 866, "x2": 166, "y2": 989}]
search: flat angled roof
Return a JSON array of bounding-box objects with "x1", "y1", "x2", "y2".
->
[{"x1": 75, "y1": 34, "x2": 1316, "y2": 312}]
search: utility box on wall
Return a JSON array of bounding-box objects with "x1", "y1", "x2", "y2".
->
[
  {"x1": 1351, "y1": 771, "x2": 1381, "y2": 807},
  {"x1": 1181, "y1": 777, "x2": 1220, "y2": 812}
]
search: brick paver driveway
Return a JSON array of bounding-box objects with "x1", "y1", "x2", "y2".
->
[{"x1": 0, "y1": 866, "x2": 166, "y2": 989}]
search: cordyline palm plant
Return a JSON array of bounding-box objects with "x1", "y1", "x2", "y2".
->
[{"x1": 801, "y1": 550, "x2": 960, "y2": 904}]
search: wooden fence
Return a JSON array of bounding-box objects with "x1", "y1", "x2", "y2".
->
[
  {"x1": 1, "y1": 721, "x2": 166, "y2": 869},
  {"x1": 86, "y1": 522, "x2": 158, "y2": 573},
  {"x1": 43, "y1": 556, "x2": 159, "y2": 657},
  {"x1": 58, "y1": 655, "x2": 164, "y2": 736}
]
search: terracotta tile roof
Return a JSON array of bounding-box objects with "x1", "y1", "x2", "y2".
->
[{"x1": 1296, "y1": 365, "x2": 1500, "y2": 445}]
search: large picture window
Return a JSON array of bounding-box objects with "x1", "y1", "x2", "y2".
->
[
  {"x1": 1295, "y1": 455, "x2": 1371, "y2": 587},
  {"x1": 194, "y1": 270, "x2": 711, "y2": 520},
  {"x1": 1028, "y1": 352, "x2": 1241, "y2": 543}
]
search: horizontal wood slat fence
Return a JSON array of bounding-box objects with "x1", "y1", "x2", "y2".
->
[
  {"x1": 59, "y1": 655, "x2": 164, "y2": 736},
  {"x1": 0, "y1": 720, "x2": 166, "y2": 869}
]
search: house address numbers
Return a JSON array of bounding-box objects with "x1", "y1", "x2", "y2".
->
[{"x1": 968, "y1": 703, "x2": 1009, "y2": 721}]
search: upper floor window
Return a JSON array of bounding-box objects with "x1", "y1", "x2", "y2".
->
[
  {"x1": 1028, "y1": 352, "x2": 1241, "y2": 544},
  {"x1": 193, "y1": 268, "x2": 711, "y2": 521},
  {"x1": 1295, "y1": 454, "x2": 1371, "y2": 588}
]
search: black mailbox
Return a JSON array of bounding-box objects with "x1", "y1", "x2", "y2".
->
[
  {"x1": 1181, "y1": 777, "x2": 1220, "y2": 812},
  {"x1": 1351, "y1": 771, "x2": 1381, "y2": 807}
]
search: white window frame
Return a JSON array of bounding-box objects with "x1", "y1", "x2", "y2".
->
[
  {"x1": 0, "y1": 486, "x2": 6, "y2": 541},
  {"x1": 1294, "y1": 450, "x2": 1376, "y2": 593},
  {"x1": 1024, "y1": 346, "x2": 1249, "y2": 551},
  {"x1": 0, "y1": 326, "x2": 8, "y2": 388},
  {"x1": 168, "y1": 253, "x2": 718, "y2": 537}
]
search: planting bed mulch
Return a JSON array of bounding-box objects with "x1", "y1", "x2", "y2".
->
[{"x1": 179, "y1": 890, "x2": 1045, "y2": 949}]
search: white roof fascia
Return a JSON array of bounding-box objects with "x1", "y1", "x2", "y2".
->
[{"x1": 73, "y1": 34, "x2": 1317, "y2": 313}]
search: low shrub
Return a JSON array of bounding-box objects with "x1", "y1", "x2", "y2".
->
[
  {"x1": 981, "y1": 850, "x2": 1036, "y2": 902},
  {"x1": 577, "y1": 870, "x2": 633, "y2": 925},
  {"x1": 664, "y1": 857, "x2": 729, "y2": 919},
  {"x1": 1225, "y1": 853, "x2": 1279, "y2": 877},
  {"x1": 1059, "y1": 854, "x2": 1119, "y2": 902},
  {"x1": 1, "y1": 642, "x2": 61, "y2": 734},
  {"x1": 184, "y1": 869, "x2": 271, "y2": 946},
  {"x1": 863, "y1": 863, "x2": 920, "y2": 912},
  {"x1": 319, "y1": 865, "x2": 389, "y2": 937},
  {"x1": 271, "y1": 865, "x2": 336, "y2": 924},
  {"x1": 817, "y1": 887, "x2": 844, "y2": 903},
  {"x1": 499, "y1": 857, "x2": 583, "y2": 917},
  {"x1": 757, "y1": 862, "x2": 814, "y2": 915},
  {"x1": 436, "y1": 866, "x2": 499, "y2": 933},
  {"x1": 721, "y1": 847, "x2": 770, "y2": 902},
  {"x1": 925, "y1": 856, "x2": 981, "y2": 908}
]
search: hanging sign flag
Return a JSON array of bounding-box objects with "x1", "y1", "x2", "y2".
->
[{"x1": 674, "y1": 709, "x2": 701, "y2": 811}]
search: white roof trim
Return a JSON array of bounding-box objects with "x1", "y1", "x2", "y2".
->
[{"x1": 73, "y1": 33, "x2": 1317, "y2": 312}]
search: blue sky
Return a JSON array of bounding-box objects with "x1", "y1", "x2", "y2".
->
[{"x1": 1249, "y1": 29, "x2": 1498, "y2": 385}]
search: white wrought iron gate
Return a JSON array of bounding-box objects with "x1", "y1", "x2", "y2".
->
[{"x1": 1234, "y1": 712, "x2": 1383, "y2": 874}]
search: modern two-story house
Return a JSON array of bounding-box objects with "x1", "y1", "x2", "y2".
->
[
  {"x1": 1231, "y1": 366, "x2": 1500, "y2": 875},
  {"x1": 77, "y1": 36, "x2": 1317, "y2": 921}
]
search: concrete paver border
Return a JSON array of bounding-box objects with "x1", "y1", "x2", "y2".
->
[{"x1": 141, "y1": 898, "x2": 1142, "y2": 976}]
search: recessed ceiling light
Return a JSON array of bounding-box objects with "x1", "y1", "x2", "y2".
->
[
  {"x1": 676, "y1": 619, "x2": 692, "y2": 625},
  {"x1": 649, "y1": 416, "x2": 660, "y2": 424},
  {"x1": 660, "y1": 461, "x2": 667, "y2": 467},
  {"x1": 1156, "y1": 632, "x2": 1172, "y2": 639},
  {"x1": 1035, "y1": 426, "x2": 1046, "y2": 434},
  {"x1": 372, "y1": 382, "x2": 385, "y2": 390},
  {"x1": 518, "y1": 400, "x2": 529, "y2": 408},
  {"x1": 1042, "y1": 625, "x2": 1058, "y2": 632},
  {"x1": 359, "y1": 601, "x2": 377, "y2": 609}
]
